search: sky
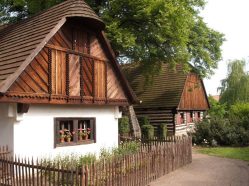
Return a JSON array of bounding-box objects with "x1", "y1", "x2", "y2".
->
[{"x1": 201, "y1": 0, "x2": 249, "y2": 96}]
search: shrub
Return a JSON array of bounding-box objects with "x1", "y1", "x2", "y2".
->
[
  {"x1": 158, "y1": 124, "x2": 167, "y2": 139},
  {"x1": 118, "y1": 116, "x2": 130, "y2": 135},
  {"x1": 229, "y1": 103, "x2": 249, "y2": 130},
  {"x1": 141, "y1": 125, "x2": 154, "y2": 139},
  {"x1": 139, "y1": 116, "x2": 150, "y2": 126},
  {"x1": 113, "y1": 141, "x2": 141, "y2": 157},
  {"x1": 208, "y1": 96, "x2": 227, "y2": 118},
  {"x1": 192, "y1": 117, "x2": 249, "y2": 146}
]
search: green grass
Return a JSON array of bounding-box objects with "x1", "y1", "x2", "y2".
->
[{"x1": 197, "y1": 147, "x2": 249, "y2": 162}]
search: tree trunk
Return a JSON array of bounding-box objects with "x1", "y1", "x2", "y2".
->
[{"x1": 128, "y1": 106, "x2": 141, "y2": 138}]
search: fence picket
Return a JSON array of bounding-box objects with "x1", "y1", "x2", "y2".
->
[{"x1": 0, "y1": 136, "x2": 192, "y2": 186}]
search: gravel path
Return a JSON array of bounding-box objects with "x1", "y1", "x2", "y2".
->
[{"x1": 149, "y1": 151, "x2": 249, "y2": 186}]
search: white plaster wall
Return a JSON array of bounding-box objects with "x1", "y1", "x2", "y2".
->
[
  {"x1": 12, "y1": 104, "x2": 120, "y2": 159},
  {"x1": 0, "y1": 103, "x2": 14, "y2": 151}
]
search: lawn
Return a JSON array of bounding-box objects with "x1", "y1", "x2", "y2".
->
[{"x1": 197, "y1": 147, "x2": 249, "y2": 162}]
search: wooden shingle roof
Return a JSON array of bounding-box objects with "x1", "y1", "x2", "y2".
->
[
  {"x1": 122, "y1": 63, "x2": 188, "y2": 109},
  {"x1": 0, "y1": 0, "x2": 104, "y2": 93}
]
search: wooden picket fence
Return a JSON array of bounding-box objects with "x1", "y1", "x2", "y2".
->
[{"x1": 0, "y1": 136, "x2": 192, "y2": 186}]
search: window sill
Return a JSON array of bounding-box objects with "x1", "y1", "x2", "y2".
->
[{"x1": 56, "y1": 140, "x2": 95, "y2": 148}]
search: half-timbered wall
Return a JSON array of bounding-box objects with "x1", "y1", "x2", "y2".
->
[
  {"x1": 6, "y1": 22, "x2": 127, "y2": 105},
  {"x1": 179, "y1": 74, "x2": 209, "y2": 110}
]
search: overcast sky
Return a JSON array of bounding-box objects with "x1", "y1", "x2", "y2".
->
[{"x1": 201, "y1": 0, "x2": 249, "y2": 95}]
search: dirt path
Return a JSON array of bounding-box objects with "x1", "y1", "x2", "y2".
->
[{"x1": 149, "y1": 151, "x2": 249, "y2": 186}]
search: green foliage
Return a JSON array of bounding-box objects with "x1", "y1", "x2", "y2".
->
[
  {"x1": 118, "y1": 116, "x2": 130, "y2": 135},
  {"x1": 141, "y1": 125, "x2": 154, "y2": 139},
  {"x1": 139, "y1": 116, "x2": 150, "y2": 126},
  {"x1": 0, "y1": 0, "x2": 64, "y2": 23},
  {"x1": 41, "y1": 141, "x2": 141, "y2": 184},
  {"x1": 112, "y1": 141, "x2": 141, "y2": 157},
  {"x1": 219, "y1": 59, "x2": 249, "y2": 105},
  {"x1": 0, "y1": 0, "x2": 224, "y2": 77},
  {"x1": 229, "y1": 102, "x2": 249, "y2": 118},
  {"x1": 43, "y1": 141, "x2": 140, "y2": 166},
  {"x1": 79, "y1": 153, "x2": 97, "y2": 165},
  {"x1": 208, "y1": 96, "x2": 226, "y2": 118},
  {"x1": 99, "y1": 141, "x2": 141, "y2": 159},
  {"x1": 197, "y1": 147, "x2": 249, "y2": 162},
  {"x1": 229, "y1": 103, "x2": 249, "y2": 131},
  {"x1": 158, "y1": 124, "x2": 167, "y2": 139},
  {"x1": 192, "y1": 118, "x2": 249, "y2": 146}
]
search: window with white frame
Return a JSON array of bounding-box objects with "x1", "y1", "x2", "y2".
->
[{"x1": 55, "y1": 118, "x2": 95, "y2": 147}]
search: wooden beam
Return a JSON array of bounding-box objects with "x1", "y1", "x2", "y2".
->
[
  {"x1": 45, "y1": 44, "x2": 108, "y2": 63},
  {"x1": 105, "y1": 60, "x2": 107, "y2": 103},
  {"x1": 48, "y1": 48, "x2": 52, "y2": 98},
  {"x1": 92, "y1": 59, "x2": 95, "y2": 103},
  {"x1": 66, "y1": 53, "x2": 70, "y2": 99},
  {"x1": 79, "y1": 56, "x2": 84, "y2": 99},
  {"x1": 17, "y1": 103, "x2": 30, "y2": 114},
  {"x1": 0, "y1": 95, "x2": 129, "y2": 106}
]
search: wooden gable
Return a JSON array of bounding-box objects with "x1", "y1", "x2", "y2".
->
[
  {"x1": 178, "y1": 73, "x2": 209, "y2": 110},
  {"x1": 5, "y1": 21, "x2": 128, "y2": 105}
]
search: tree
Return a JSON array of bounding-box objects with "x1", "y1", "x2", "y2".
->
[
  {"x1": 208, "y1": 96, "x2": 226, "y2": 118},
  {"x1": 219, "y1": 59, "x2": 249, "y2": 105},
  {"x1": 0, "y1": 0, "x2": 224, "y2": 77}
]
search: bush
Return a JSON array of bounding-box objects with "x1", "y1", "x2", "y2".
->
[
  {"x1": 139, "y1": 116, "x2": 150, "y2": 126},
  {"x1": 141, "y1": 125, "x2": 154, "y2": 139},
  {"x1": 208, "y1": 96, "x2": 227, "y2": 118},
  {"x1": 158, "y1": 124, "x2": 167, "y2": 139},
  {"x1": 229, "y1": 103, "x2": 249, "y2": 130},
  {"x1": 118, "y1": 116, "x2": 130, "y2": 135},
  {"x1": 192, "y1": 117, "x2": 249, "y2": 146}
]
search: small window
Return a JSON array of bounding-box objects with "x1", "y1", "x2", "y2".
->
[
  {"x1": 190, "y1": 111, "x2": 193, "y2": 122},
  {"x1": 198, "y1": 112, "x2": 201, "y2": 118},
  {"x1": 55, "y1": 118, "x2": 95, "y2": 147},
  {"x1": 180, "y1": 113, "x2": 184, "y2": 124}
]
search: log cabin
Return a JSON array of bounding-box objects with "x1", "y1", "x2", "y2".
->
[
  {"x1": 123, "y1": 63, "x2": 210, "y2": 135},
  {"x1": 0, "y1": 0, "x2": 137, "y2": 158}
]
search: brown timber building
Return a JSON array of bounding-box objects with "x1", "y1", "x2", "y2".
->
[{"x1": 123, "y1": 63, "x2": 210, "y2": 135}]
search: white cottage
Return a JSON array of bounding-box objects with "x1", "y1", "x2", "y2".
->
[{"x1": 0, "y1": 0, "x2": 137, "y2": 158}]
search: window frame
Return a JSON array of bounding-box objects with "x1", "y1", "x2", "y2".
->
[
  {"x1": 180, "y1": 112, "x2": 185, "y2": 124},
  {"x1": 190, "y1": 111, "x2": 194, "y2": 123},
  {"x1": 54, "y1": 117, "x2": 96, "y2": 148}
]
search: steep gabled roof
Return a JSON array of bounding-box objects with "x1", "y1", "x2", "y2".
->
[
  {"x1": 0, "y1": 0, "x2": 104, "y2": 93},
  {"x1": 123, "y1": 62, "x2": 209, "y2": 109},
  {"x1": 122, "y1": 63, "x2": 187, "y2": 109},
  {"x1": 0, "y1": 0, "x2": 138, "y2": 104}
]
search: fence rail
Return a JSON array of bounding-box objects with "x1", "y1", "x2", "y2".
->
[{"x1": 0, "y1": 136, "x2": 192, "y2": 186}]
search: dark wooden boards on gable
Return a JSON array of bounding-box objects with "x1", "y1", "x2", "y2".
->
[
  {"x1": 4, "y1": 23, "x2": 128, "y2": 105},
  {"x1": 178, "y1": 73, "x2": 209, "y2": 110}
]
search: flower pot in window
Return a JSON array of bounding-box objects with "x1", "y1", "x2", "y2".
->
[
  {"x1": 60, "y1": 138, "x2": 65, "y2": 143},
  {"x1": 83, "y1": 135, "x2": 88, "y2": 140}
]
